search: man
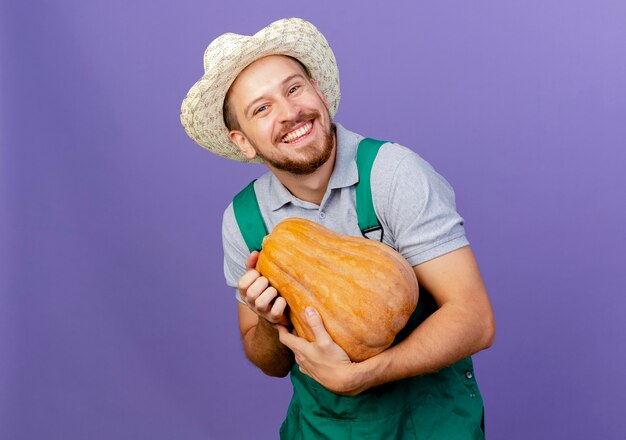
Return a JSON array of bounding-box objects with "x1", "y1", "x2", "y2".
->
[{"x1": 181, "y1": 17, "x2": 495, "y2": 439}]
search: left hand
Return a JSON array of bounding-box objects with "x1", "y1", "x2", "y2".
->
[{"x1": 276, "y1": 307, "x2": 364, "y2": 396}]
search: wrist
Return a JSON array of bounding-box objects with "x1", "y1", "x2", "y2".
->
[
  {"x1": 335, "y1": 358, "x2": 380, "y2": 396},
  {"x1": 352, "y1": 350, "x2": 391, "y2": 393}
]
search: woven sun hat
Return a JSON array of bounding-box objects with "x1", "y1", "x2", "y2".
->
[{"x1": 180, "y1": 17, "x2": 341, "y2": 163}]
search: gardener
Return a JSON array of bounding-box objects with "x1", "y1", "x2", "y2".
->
[{"x1": 181, "y1": 17, "x2": 496, "y2": 439}]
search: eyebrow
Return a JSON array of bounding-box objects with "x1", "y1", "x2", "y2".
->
[{"x1": 243, "y1": 73, "x2": 307, "y2": 118}]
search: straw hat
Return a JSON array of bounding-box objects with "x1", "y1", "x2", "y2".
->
[{"x1": 180, "y1": 17, "x2": 340, "y2": 163}]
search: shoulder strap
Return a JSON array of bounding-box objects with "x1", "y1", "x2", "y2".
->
[
  {"x1": 232, "y1": 180, "x2": 268, "y2": 253},
  {"x1": 355, "y1": 138, "x2": 387, "y2": 237},
  {"x1": 232, "y1": 138, "x2": 388, "y2": 252}
]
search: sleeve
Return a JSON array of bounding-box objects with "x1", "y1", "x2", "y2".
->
[
  {"x1": 222, "y1": 202, "x2": 250, "y2": 303},
  {"x1": 373, "y1": 144, "x2": 470, "y2": 267}
]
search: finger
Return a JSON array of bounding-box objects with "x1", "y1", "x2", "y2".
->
[
  {"x1": 269, "y1": 296, "x2": 288, "y2": 323},
  {"x1": 254, "y1": 286, "x2": 278, "y2": 313},
  {"x1": 246, "y1": 276, "x2": 269, "y2": 303},
  {"x1": 237, "y1": 269, "x2": 260, "y2": 294},
  {"x1": 277, "y1": 325, "x2": 303, "y2": 351},
  {"x1": 304, "y1": 307, "x2": 332, "y2": 345},
  {"x1": 245, "y1": 251, "x2": 260, "y2": 270}
]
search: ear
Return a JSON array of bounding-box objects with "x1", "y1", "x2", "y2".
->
[
  {"x1": 228, "y1": 130, "x2": 257, "y2": 159},
  {"x1": 310, "y1": 78, "x2": 330, "y2": 109}
]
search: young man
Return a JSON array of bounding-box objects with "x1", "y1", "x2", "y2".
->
[{"x1": 181, "y1": 18, "x2": 495, "y2": 439}]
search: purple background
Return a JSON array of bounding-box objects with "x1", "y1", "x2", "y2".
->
[{"x1": 2, "y1": 0, "x2": 625, "y2": 439}]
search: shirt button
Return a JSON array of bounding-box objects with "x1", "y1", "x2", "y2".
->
[
  {"x1": 319, "y1": 211, "x2": 326, "y2": 219},
  {"x1": 465, "y1": 371, "x2": 473, "y2": 379}
]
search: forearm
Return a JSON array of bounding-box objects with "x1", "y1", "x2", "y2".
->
[
  {"x1": 275, "y1": 247, "x2": 496, "y2": 396},
  {"x1": 242, "y1": 316, "x2": 294, "y2": 377},
  {"x1": 353, "y1": 300, "x2": 495, "y2": 393}
]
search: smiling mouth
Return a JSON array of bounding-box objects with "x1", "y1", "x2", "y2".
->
[{"x1": 281, "y1": 120, "x2": 314, "y2": 144}]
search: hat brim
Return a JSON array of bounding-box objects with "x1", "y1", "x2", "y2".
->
[{"x1": 180, "y1": 18, "x2": 340, "y2": 163}]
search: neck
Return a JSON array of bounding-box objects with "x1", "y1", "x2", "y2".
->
[{"x1": 269, "y1": 132, "x2": 337, "y2": 206}]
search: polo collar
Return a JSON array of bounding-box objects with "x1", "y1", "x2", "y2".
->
[
  {"x1": 327, "y1": 123, "x2": 360, "y2": 190},
  {"x1": 268, "y1": 172, "x2": 297, "y2": 211}
]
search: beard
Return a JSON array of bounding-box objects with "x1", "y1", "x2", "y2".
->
[{"x1": 252, "y1": 111, "x2": 335, "y2": 175}]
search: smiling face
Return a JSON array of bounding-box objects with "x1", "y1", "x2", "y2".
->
[{"x1": 226, "y1": 55, "x2": 335, "y2": 175}]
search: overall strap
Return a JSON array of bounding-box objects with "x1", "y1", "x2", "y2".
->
[
  {"x1": 232, "y1": 180, "x2": 268, "y2": 253},
  {"x1": 232, "y1": 138, "x2": 388, "y2": 252},
  {"x1": 355, "y1": 138, "x2": 387, "y2": 239}
]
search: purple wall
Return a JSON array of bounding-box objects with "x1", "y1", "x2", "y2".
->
[{"x1": 2, "y1": 1, "x2": 625, "y2": 439}]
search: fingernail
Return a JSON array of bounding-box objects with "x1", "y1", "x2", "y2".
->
[{"x1": 305, "y1": 307, "x2": 316, "y2": 317}]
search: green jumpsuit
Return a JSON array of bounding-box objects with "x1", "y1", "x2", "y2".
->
[{"x1": 233, "y1": 139, "x2": 486, "y2": 439}]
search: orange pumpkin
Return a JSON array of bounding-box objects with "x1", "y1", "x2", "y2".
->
[{"x1": 256, "y1": 218, "x2": 419, "y2": 361}]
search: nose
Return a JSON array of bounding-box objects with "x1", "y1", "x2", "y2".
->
[{"x1": 276, "y1": 96, "x2": 301, "y2": 122}]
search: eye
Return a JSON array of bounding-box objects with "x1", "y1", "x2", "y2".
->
[
  {"x1": 254, "y1": 105, "x2": 268, "y2": 115},
  {"x1": 288, "y1": 85, "x2": 300, "y2": 94}
]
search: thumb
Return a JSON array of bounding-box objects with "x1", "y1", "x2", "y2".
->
[
  {"x1": 304, "y1": 307, "x2": 331, "y2": 344},
  {"x1": 245, "y1": 251, "x2": 260, "y2": 270}
]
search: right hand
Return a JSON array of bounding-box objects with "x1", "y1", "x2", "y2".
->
[{"x1": 237, "y1": 251, "x2": 290, "y2": 326}]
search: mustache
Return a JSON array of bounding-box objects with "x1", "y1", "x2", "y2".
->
[{"x1": 275, "y1": 111, "x2": 320, "y2": 142}]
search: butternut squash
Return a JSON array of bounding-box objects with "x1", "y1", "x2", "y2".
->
[{"x1": 256, "y1": 218, "x2": 419, "y2": 361}]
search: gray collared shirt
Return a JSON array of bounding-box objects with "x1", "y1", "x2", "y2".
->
[{"x1": 222, "y1": 123, "x2": 469, "y2": 300}]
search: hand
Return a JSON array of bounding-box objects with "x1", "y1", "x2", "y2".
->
[
  {"x1": 276, "y1": 307, "x2": 364, "y2": 396},
  {"x1": 237, "y1": 251, "x2": 289, "y2": 326}
]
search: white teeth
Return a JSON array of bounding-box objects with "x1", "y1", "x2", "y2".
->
[{"x1": 282, "y1": 121, "x2": 313, "y2": 143}]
